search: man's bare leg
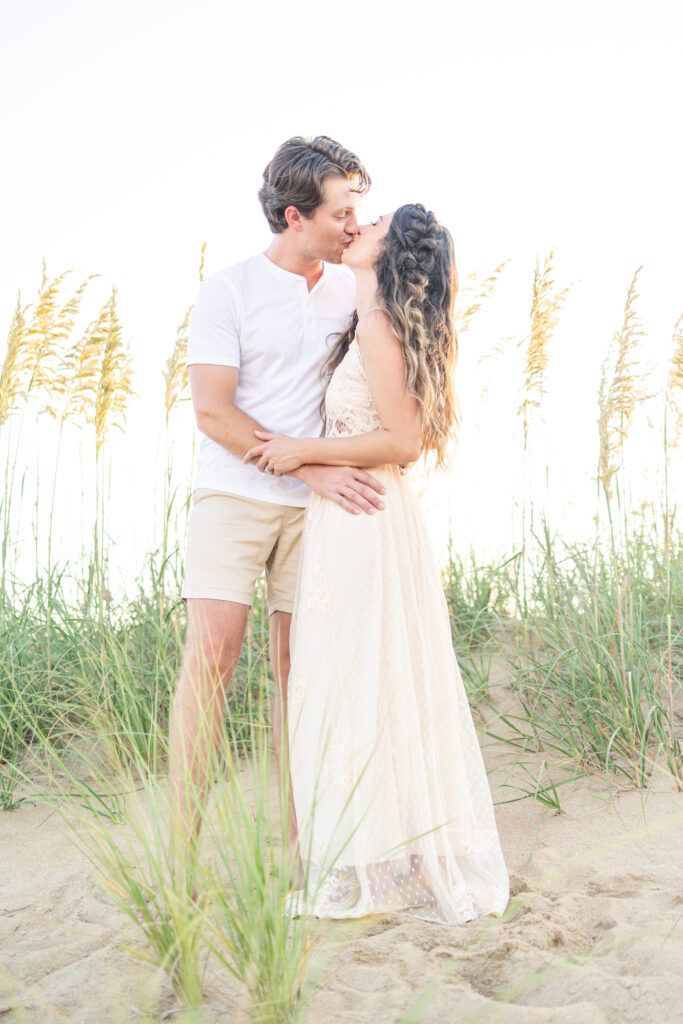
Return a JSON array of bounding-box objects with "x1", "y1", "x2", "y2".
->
[
  {"x1": 169, "y1": 598, "x2": 250, "y2": 865},
  {"x1": 269, "y1": 610, "x2": 304, "y2": 886}
]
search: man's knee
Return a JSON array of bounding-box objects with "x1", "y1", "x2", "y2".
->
[{"x1": 183, "y1": 599, "x2": 250, "y2": 687}]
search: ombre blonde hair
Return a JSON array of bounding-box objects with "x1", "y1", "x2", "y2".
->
[{"x1": 324, "y1": 203, "x2": 461, "y2": 468}]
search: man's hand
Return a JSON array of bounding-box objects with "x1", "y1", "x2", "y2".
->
[{"x1": 294, "y1": 465, "x2": 385, "y2": 515}]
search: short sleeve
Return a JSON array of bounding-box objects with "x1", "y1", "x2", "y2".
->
[{"x1": 186, "y1": 272, "x2": 241, "y2": 368}]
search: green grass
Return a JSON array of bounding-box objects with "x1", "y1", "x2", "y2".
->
[
  {"x1": 0, "y1": 551, "x2": 272, "y2": 811},
  {"x1": 486, "y1": 515, "x2": 683, "y2": 789}
]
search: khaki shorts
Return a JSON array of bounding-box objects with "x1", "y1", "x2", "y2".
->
[{"x1": 181, "y1": 489, "x2": 305, "y2": 614}]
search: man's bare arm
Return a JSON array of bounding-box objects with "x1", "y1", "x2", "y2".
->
[
  {"x1": 190, "y1": 364, "x2": 266, "y2": 458},
  {"x1": 189, "y1": 364, "x2": 385, "y2": 514}
]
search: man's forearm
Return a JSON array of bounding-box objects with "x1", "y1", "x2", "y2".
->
[{"x1": 196, "y1": 405, "x2": 267, "y2": 459}]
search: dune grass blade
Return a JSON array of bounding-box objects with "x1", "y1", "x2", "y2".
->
[
  {"x1": 441, "y1": 545, "x2": 518, "y2": 703},
  {"x1": 203, "y1": 695, "x2": 322, "y2": 1024},
  {"x1": 65, "y1": 774, "x2": 207, "y2": 1011},
  {"x1": 497, "y1": 514, "x2": 683, "y2": 789}
]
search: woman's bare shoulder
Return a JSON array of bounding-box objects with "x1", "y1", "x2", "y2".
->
[
  {"x1": 356, "y1": 307, "x2": 392, "y2": 329},
  {"x1": 355, "y1": 308, "x2": 400, "y2": 348},
  {"x1": 355, "y1": 309, "x2": 405, "y2": 381}
]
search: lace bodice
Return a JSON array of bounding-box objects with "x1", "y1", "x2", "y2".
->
[{"x1": 324, "y1": 338, "x2": 381, "y2": 438}]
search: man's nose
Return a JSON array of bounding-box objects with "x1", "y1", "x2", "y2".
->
[{"x1": 346, "y1": 214, "x2": 360, "y2": 236}]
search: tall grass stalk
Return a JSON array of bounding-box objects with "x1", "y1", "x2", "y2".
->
[
  {"x1": 159, "y1": 242, "x2": 205, "y2": 612},
  {"x1": 441, "y1": 544, "x2": 517, "y2": 703},
  {"x1": 91, "y1": 288, "x2": 134, "y2": 610},
  {"x1": 494, "y1": 513, "x2": 683, "y2": 789},
  {"x1": 204, "y1": 724, "x2": 322, "y2": 1024},
  {"x1": 596, "y1": 267, "x2": 649, "y2": 559},
  {"x1": 662, "y1": 312, "x2": 683, "y2": 784},
  {"x1": 64, "y1": 767, "x2": 208, "y2": 1011},
  {"x1": 516, "y1": 251, "x2": 570, "y2": 635},
  {"x1": 0, "y1": 295, "x2": 29, "y2": 589}
]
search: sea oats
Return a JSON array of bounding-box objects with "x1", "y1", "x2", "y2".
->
[
  {"x1": 23, "y1": 262, "x2": 76, "y2": 403},
  {"x1": 609, "y1": 268, "x2": 646, "y2": 434},
  {"x1": 597, "y1": 268, "x2": 649, "y2": 498},
  {"x1": 454, "y1": 260, "x2": 507, "y2": 334},
  {"x1": 198, "y1": 240, "x2": 206, "y2": 283},
  {"x1": 0, "y1": 295, "x2": 30, "y2": 426},
  {"x1": 59, "y1": 295, "x2": 109, "y2": 426},
  {"x1": 164, "y1": 308, "x2": 191, "y2": 420},
  {"x1": 517, "y1": 251, "x2": 571, "y2": 431},
  {"x1": 163, "y1": 243, "x2": 207, "y2": 420},
  {"x1": 93, "y1": 289, "x2": 134, "y2": 454},
  {"x1": 665, "y1": 313, "x2": 683, "y2": 448},
  {"x1": 42, "y1": 274, "x2": 98, "y2": 419}
]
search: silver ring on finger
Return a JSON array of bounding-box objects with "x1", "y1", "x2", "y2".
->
[{"x1": 265, "y1": 465, "x2": 274, "y2": 475}]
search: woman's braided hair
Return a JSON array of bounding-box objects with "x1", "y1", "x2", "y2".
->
[
  {"x1": 258, "y1": 136, "x2": 370, "y2": 234},
  {"x1": 324, "y1": 203, "x2": 461, "y2": 468}
]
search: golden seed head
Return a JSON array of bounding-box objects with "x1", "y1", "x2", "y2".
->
[
  {"x1": 597, "y1": 267, "x2": 650, "y2": 496},
  {"x1": 0, "y1": 294, "x2": 30, "y2": 426},
  {"x1": 665, "y1": 312, "x2": 683, "y2": 447},
  {"x1": 163, "y1": 308, "x2": 191, "y2": 419},
  {"x1": 517, "y1": 251, "x2": 571, "y2": 430},
  {"x1": 454, "y1": 260, "x2": 507, "y2": 334}
]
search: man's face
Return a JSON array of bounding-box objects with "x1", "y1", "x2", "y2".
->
[{"x1": 297, "y1": 175, "x2": 362, "y2": 264}]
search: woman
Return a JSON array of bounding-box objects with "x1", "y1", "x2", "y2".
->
[{"x1": 244, "y1": 204, "x2": 509, "y2": 925}]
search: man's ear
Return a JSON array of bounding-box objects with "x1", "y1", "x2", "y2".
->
[{"x1": 283, "y1": 205, "x2": 304, "y2": 232}]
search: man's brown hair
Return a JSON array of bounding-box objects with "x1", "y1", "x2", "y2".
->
[{"x1": 258, "y1": 135, "x2": 371, "y2": 234}]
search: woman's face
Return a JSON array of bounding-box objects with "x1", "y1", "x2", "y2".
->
[{"x1": 342, "y1": 212, "x2": 393, "y2": 270}]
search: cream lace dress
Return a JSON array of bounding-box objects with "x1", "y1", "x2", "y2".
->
[{"x1": 287, "y1": 337, "x2": 509, "y2": 925}]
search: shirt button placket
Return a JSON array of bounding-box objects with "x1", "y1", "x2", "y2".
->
[{"x1": 304, "y1": 286, "x2": 316, "y2": 341}]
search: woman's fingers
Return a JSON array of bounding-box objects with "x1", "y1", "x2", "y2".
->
[{"x1": 243, "y1": 443, "x2": 267, "y2": 463}]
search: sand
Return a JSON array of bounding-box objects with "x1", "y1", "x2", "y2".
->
[{"x1": 2, "y1": 728, "x2": 683, "y2": 1023}]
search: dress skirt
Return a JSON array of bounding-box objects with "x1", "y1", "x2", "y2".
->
[{"x1": 287, "y1": 464, "x2": 509, "y2": 925}]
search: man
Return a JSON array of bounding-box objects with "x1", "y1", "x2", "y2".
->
[{"x1": 169, "y1": 136, "x2": 385, "y2": 872}]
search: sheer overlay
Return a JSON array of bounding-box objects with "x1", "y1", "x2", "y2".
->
[{"x1": 287, "y1": 338, "x2": 509, "y2": 924}]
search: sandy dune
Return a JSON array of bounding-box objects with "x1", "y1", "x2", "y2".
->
[{"x1": 2, "y1": 737, "x2": 683, "y2": 1023}]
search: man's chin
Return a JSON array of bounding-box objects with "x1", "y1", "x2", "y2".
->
[{"x1": 325, "y1": 248, "x2": 346, "y2": 265}]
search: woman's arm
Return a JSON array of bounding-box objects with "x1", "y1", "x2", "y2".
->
[{"x1": 244, "y1": 311, "x2": 423, "y2": 474}]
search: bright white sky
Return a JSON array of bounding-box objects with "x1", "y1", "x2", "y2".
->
[{"x1": 1, "y1": 0, "x2": 682, "y2": 578}]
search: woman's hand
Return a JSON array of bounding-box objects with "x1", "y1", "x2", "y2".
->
[{"x1": 243, "y1": 430, "x2": 306, "y2": 476}]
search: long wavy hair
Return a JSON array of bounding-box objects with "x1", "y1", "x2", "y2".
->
[{"x1": 323, "y1": 203, "x2": 461, "y2": 468}]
